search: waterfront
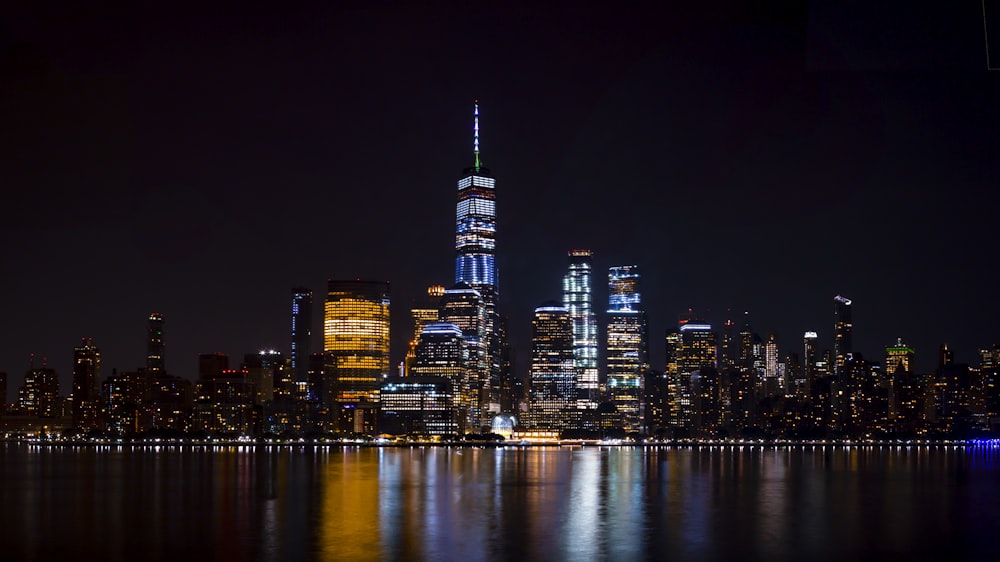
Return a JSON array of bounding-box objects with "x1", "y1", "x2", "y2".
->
[{"x1": 1, "y1": 443, "x2": 998, "y2": 561}]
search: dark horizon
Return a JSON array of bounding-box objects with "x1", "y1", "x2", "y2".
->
[{"x1": 2, "y1": 3, "x2": 998, "y2": 393}]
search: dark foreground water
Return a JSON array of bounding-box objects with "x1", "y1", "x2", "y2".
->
[{"x1": 1, "y1": 443, "x2": 998, "y2": 561}]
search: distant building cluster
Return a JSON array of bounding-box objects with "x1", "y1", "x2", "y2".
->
[{"x1": 3, "y1": 103, "x2": 999, "y2": 441}]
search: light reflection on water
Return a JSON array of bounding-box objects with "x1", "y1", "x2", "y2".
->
[{"x1": 2, "y1": 443, "x2": 999, "y2": 561}]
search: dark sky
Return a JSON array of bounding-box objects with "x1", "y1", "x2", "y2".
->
[{"x1": 2, "y1": 2, "x2": 998, "y2": 395}]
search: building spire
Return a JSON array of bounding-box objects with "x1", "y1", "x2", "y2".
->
[{"x1": 473, "y1": 99, "x2": 481, "y2": 172}]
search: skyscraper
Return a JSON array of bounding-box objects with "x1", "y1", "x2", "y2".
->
[
  {"x1": 676, "y1": 320, "x2": 718, "y2": 431},
  {"x1": 454, "y1": 101, "x2": 501, "y2": 419},
  {"x1": 562, "y1": 250, "x2": 598, "y2": 407},
  {"x1": 438, "y1": 284, "x2": 489, "y2": 428},
  {"x1": 324, "y1": 279, "x2": 390, "y2": 434},
  {"x1": 404, "y1": 285, "x2": 445, "y2": 376},
  {"x1": 72, "y1": 337, "x2": 101, "y2": 429},
  {"x1": 605, "y1": 265, "x2": 649, "y2": 431},
  {"x1": 833, "y1": 295, "x2": 853, "y2": 378},
  {"x1": 411, "y1": 322, "x2": 468, "y2": 431},
  {"x1": 291, "y1": 287, "x2": 313, "y2": 399},
  {"x1": 528, "y1": 303, "x2": 577, "y2": 430},
  {"x1": 147, "y1": 312, "x2": 165, "y2": 376}
]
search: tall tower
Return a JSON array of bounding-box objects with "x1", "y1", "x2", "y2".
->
[
  {"x1": 833, "y1": 295, "x2": 853, "y2": 378},
  {"x1": 605, "y1": 265, "x2": 649, "y2": 431},
  {"x1": 147, "y1": 313, "x2": 165, "y2": 376},
  {"x1": 291, "y1": 287, "x2": 313, "y2": 399},
  {"x1": 528, "y1": 303, "x2": 577, "y2": 430},
  {"x1": 454, "y1": 100, "x2": 501, "y2": 419},
  {"x1": 324, "y1": 279, "x2": 390, "y2": 434},
  {"x1": 562, "y1": 250, "x2": 598, "y2": 408},
  {"x1": 72, "y1": 337, "x2": 101, "y2": 429}
]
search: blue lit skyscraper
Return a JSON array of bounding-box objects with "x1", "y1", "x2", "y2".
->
[
  {"x1": 455, "y1": 101, "x2": 497, "y2": 294},
  {"x1": 453, "y1": 100, "x2": 501, "y2": 421},
  {"x1": 605, "y1": 265, "x2": 649, "y2": 431},
  {"x1": 563, "y1": 250, "x2": 598, "y2": 408}
]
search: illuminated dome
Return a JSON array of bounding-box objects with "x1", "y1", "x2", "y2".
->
[{"x1": 490, "y1": 415, "x2": 517, "y2": 439}]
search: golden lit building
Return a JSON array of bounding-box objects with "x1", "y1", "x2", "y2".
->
[
  {"x1": 404, "y1": 285, "x2": 445, "y2": 376},
  {"x1": 324, "y1": 279, "x2": 390, "y2": 434}
]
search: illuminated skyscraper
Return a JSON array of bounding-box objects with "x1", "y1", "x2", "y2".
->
[
  {"x1": 454, "y1": 101, "x2": 501, "y2": 419},
  {"x1": 19, "y1": 365, "x2": 60, "y2": 417},
  {"x1": 324, "y1": 279, "x2": 390, "y2": 434},
  {"x1": 676, "y1": 320, "x2": 717, "y2": 430},
  {"x1": 885, "y1": 338, "x2": 915, "y2": 376},
  {"x1": 405, "y1": 285, "x2": 445, "y2": 376},
  {"x1": 72, "y1": 337, "x2": 101, "y2": 429},
  {"x1": 562, "y1": 250, "x2": 598, "y2": 407},
  {"x1": 833, "y1": 295, "x2": 853, "y2": 378},
  {"x1": 439, "y1": 285, "x2": 489, "y2": 428},
  {"x1": 528, "y1": 303, "x2": 578, "y2": 430},
  {"x1": 412, "y1": 322, "x2": 469, "y2": 430},
  {"x1": 290, "y1": 287, "x2": 313, "y2": 399},
  {"x1": 147, "y1": 312, "x2": 165, "y2": 376},
  {"x1": 605, "y1": 266, "x2": 649, "y2": 431}
]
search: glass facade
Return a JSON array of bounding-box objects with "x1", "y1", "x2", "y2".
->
[
  {"x1": 324, "y1": 280, "x2": 390, "y2": 433},
  {"x1": 606, "y1": 266, "x2": 649, "y2": 431},
  {"x1": 379, "y1": 376, "x2": 457, "y2": 436},
  {"x1": 412, "y1": 322, "x2": 471, "y2": 431},
  {"x1": 528, "y1": 304, "x2": 578, "y2": 430},
  {"x1": 453, "y1": 102, "x2": 502, "y2": 423},
  {"x1": 438, "y1": 286, "x2": 489, "y2": 427},
  {"x1": 563, "y1": 250, "x2": 598, "y2": 407}
]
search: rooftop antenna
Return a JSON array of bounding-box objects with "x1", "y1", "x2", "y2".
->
[{"x1": 473, "y1": 99, "x2": 481, "y2": 172}]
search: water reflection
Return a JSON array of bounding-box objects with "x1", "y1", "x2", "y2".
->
[{"x1": 2, "y1": 444, "x2": 999, "y2": 561}]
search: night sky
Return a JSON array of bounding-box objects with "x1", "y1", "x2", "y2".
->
[{"x1": 2, "y1": 2, "x2": 998, "y2": 395}]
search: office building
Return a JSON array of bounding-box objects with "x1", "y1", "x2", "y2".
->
[
  {"x1": 290, "y1": 287, "x2": 313, "y2": 399},
  {"x1": 412, "y1": 322, "x2": 470, "y2": 431},
  {"x1": 528, "y1": 303, "x2": 578, "y2": 430},
  {"x1": 605, "y1": 266, "x2": 649, "y2": 431},
  {"x1": 147, "y1": 313, "x2": 165, "y2": 377},
  {"x1": 438, "y1": 284, "x2": 489, "y2": 427},
  {"x1": 562, "y1": 250, "x2": 599, "y2": 407},
  {"x1": 71, "y1": 337, "x2": 101, "y2": 430},
  {"x1": 453, "y1": 101, "x2": 501, "y2": 420},
  {"x1": 379, "y1": 376, "x2": 457, "y2": 436},
  {"x1": 834, "y1": 295, "x2": 853, "y2": 378},
  {"x1": 324, "y1": 279, "x2": 390, "y2": 434}
]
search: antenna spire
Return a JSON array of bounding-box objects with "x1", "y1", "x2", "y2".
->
[{"x1": 473, "y1": 99, "x2": 481, "y2": 171}]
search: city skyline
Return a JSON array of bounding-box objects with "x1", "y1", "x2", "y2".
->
[{"x1": 2, "y1": 3, "x2": 999, "y2": 390}]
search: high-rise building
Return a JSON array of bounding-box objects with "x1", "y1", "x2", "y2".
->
[
  {"x1": 563, "y1": 250, "x2": 599, "y2": 408},
  {"x1": 605, "y1": 266, "x2": 649, "y2": 431},
  {"x1": 147, "y1": 312, "x2": 165, "y2": 376},
  {"x1": 528, "y1": 304, "x2": 578, "y2": 430},
  {"x1": 412, "y1": 322, "x2": 470, "y2": 431},
  {"x1": 19, "y1": 366, "x2": 60, "y2": 418},
  {"x1": 833, "y1": 295, "x2": 853, "y2": 378},
  {"x1": 290, "y1": 287, "x2": 313, "y2": 399},
  {"x1": 803, "y1": 331, "x2": 819, "y2": 383},
  {"x1": 71, "y1": 337, "x2": 101, "y2": 430},
  {"x1": 438, "y1": 284, "x2": 489, "y2": 427},
  {"x1": 244, "y1": 350, "x2": 282, "y2": 405},
  {"x1": 453, "y1": 101, "x2": 501, "y2": 420},
  {"x1": 405, "y1": 285, "x2": 445, "y2": 376},
  {"x1": 885, "y1": 338, "x2": 915, "y2": 376},
  {"x1": 676, "y1": 320, "x2": 717, "y2": 431},
  {"x1": 324, "y1": 279, "x2": 390, "y2": 434}
]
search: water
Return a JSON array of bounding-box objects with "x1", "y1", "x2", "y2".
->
[{"x1": 1, "y1": 443, "x2": 998, "y2": 561}]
